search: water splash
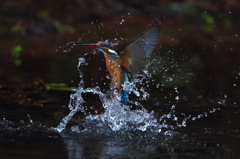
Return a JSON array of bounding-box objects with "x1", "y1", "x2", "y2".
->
[
  {"x1": 54, "y1": 80, "x2": 162, "y2": 133},
  {"x1": 58, "y1": 41, "x2": 78, "y2": 53},
  {"x1": 53, "y1": 57, "x2": 162, "y2": 133},
  {"x1": 53, "y1": 56, "x2": 219, "y2": 136}
]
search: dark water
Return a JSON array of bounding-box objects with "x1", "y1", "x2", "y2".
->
[
  {"x1": 1, "y1": 97, "x2": 240, "y2": 159},
  {"x1": 1, "y1": 62, "x2": 240, "y2": 159}
]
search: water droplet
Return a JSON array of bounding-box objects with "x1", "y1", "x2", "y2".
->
[
  {"x1": 204, "y1": 112, "x2": 208, "y2": 117},
  {"x1": 27, "y1": 114, "x2": 33, "y2": 123},
  {"x1": 224, "y1": 94, "x2": 227, "y2": 98}
]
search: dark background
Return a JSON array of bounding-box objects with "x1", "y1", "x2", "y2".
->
[
  {"x1": 1, "y1": 1, "x2": 240, "y2": 158},
  {"x1": 1, "y1": 0, "x2": 240, "y2": 91},
  {"x1": 0, "y1": 0, "x2": 240, "y2": 121}
]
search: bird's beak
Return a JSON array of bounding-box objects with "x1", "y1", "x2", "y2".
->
[{"x1": 77, "y1": 43, "x2": 97, "y2": 48}]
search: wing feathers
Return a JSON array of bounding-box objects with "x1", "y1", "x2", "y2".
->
[{"x1": 120, "y1": 22, "x2": 161, "y2": 74}]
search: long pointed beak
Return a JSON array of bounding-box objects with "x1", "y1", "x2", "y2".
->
[{"x1": 77, "y1": 43, "x2": 97, "y2": 48}]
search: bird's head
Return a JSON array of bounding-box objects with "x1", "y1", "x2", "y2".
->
[{"x1": 78, "y1": 41, "x2": 118, "y2": 55}]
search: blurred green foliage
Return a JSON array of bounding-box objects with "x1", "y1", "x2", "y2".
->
[
  {"x1": 46, "y1": 83, "x2": 77, "y2": 92},
  {"x1": 51, "y1": 19, "x2": 66, "y2": 33},
  {"x1": 37, "y1": 10, "x2": 51, "y2": 19},
  {"x1": 168, "y1": 3, "x2": 232, "y2": 33},
  {"x1": 11, "y1": 45, "x2": 23, "y2": 66},
  {"x1": 37, "y1": 10, "x2": 67, "y2": 33},
  {"x1": 200, "y1": 12, "x2": 215, "y2": 33},
  {"x1": 223, "y1": 18, "x2": 231, "y2": 28},
  {"x1": 10, "y1": 23, "x2": 22, "y2": 33},
  {"x1": 168, "y1": 3, "x2": 197, "y2": 15}
]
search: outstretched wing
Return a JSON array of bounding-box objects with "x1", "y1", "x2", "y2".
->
[{"x1": 118, "y1": 22, "x2": 161, "y2": 74}]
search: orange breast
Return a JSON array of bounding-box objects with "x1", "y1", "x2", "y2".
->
[
  {"x1": 115, "y1": 51, "x2": 131, "y2": 72},
  {"x1": 103, "y1": 54, "x2": 122, "y2": 89}
]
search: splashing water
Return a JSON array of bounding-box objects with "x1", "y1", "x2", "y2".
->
[
  {"x1": 53, "y1": 54, "x2": 221, "y2": 136},
  {"x1": 53, "y1": 57, "x2": 163, "y2": 134}
]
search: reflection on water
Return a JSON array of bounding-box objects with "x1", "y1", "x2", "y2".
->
[
  {"x1": 61, "y1": 129, "x2": 238, "y2": 159},
  {"x1": 1, "y1": 113, "x2": 240, "y2": 159}
]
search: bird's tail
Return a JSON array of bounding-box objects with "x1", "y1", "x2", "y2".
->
[{"x1": 120, "y1": 89, "x2": 128, "y2": 104}]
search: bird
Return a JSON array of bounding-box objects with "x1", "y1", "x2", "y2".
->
[{"x1": 78, "y1": 21, "x2": 161, "y2": 103}]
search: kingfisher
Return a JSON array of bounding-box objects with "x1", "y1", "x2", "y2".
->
[{"x1": 78, "y1": 22, "x2": 161, "y2": 103}]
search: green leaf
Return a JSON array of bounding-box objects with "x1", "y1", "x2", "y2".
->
[
  {"x1": 10, "y1": 45, "x2": 23, "y2": 66},
  {"x1": 201, "y1": 24, "x2": 214, "y2": 33},
  {"x1": 11, "y1": 24, "x2": 21, "y2": 33},
  {"x1": 51, "y1": 19, "x2": 65, "y2": 33},
  {"x1": 11, "y1": 45, "x2": 22, "y2": 58},
  {"x1": 200, "y1": 12, "x2": 215, "y2": 33},
  {"x1": 49, "y1": 87, "x2": 78, "y2": 92},
  {"x1": 37, "y1": 10, "x2": 51, "y2": 19},
  {"x1": 201, "y1": 12, "x2": 215, "y2": 25},
  {"x1": 46, "y1": 83, "x2": 77, "y2": 92},
  {"x1": 223, "y1": 18, "x2": 231, "y2": 28},
  {"x1": 14, "y1": 45, "x2": 22, "y2": 53},
  {"x1": 14, "y1": 58, "x2": 22, "y2": 66}
]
